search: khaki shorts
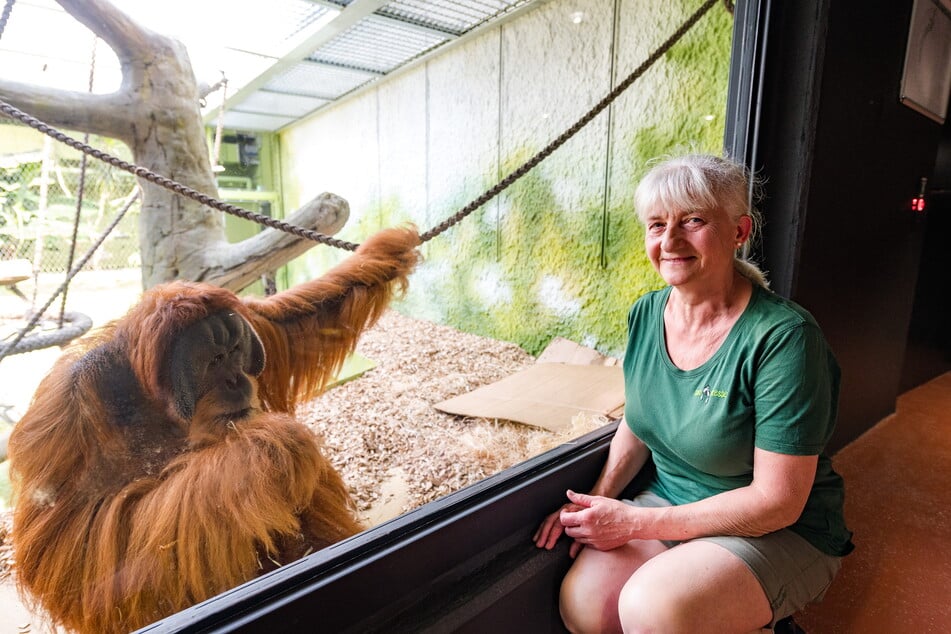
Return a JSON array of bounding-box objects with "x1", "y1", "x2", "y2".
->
[{"x1": 625, "y1": 490, "x2": 842, "y2": 627}]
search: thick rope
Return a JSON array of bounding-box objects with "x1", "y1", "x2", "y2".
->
[
  {"x1": 0, "y1": 4, "x2": 99, "y2": 359},
  {"x1": 0, "y1": 0, "x2": 718, "y2": 252},
  {"x1": 59, "y1": 34, "x2": 99, "y2": 327},
  {"x1": 420, "y1": 0, "x2": 719, "y2": 243},
  {"x1": 0, "y1": 312, "x2": 92, "y2": 357},
  {"x1": 0, "y1": 101, "x2": 363, "y2": 251},
  {"x1": 0, "y1": 0, "x2": 14, "y2": 40}
]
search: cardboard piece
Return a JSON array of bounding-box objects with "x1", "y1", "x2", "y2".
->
[
  {"x1": 536, "y1": 336, "x2": 621, "y2": 366},
  {"x1": 433, "y1": 362, "x2": 625, "y2": 433}
]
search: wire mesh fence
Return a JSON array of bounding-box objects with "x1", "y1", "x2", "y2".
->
[{"x1": 0, "y1": 123, "x2": 141, "y2": 274}]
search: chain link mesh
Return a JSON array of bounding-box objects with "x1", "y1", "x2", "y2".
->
[{"x1": 0, "y1": 123, "x2": 141, "y2": 274}]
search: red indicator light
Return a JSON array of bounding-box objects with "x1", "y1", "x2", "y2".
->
[{"x1": 912, "y1": 177, "x2": 927, "y2": 214}]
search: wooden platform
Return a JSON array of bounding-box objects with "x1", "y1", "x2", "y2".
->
[
  {"x1": 0, "y1": 259, "x2": 32, "y2": 303},
  {"x1": 795, "y1": 371, "x2": 951, "y2": 632}
]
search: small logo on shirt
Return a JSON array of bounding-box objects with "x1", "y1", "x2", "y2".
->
[{"x1": 695, "y1": 385, "x2": 727, "y2": 403}]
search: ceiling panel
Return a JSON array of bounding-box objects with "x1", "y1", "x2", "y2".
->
[
  {"x1": 236, "y1": 91, "x2": 331, "y2": 118},
  {"x1": 378, "y1": 0, "x2": 534, "y2": 35},
  {"x1": 263, "y1": 60, "x2": 380, "y2": 100},
  {"x1": 218, "y1": 111, "x2": 299, "y2": 132},
  {"x1": 220, "y1": 0, "x2": 537, "y2": 130},
  {"x1": 0, "y1": 0, "x2": 543, "y2": 132},
  {"x1": 308, "y1": 14, "x2": 451, "y2": 74}
]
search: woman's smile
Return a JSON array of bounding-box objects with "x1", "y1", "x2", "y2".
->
[{"x1": 661, "y1": 254, "x2": 696, "y2": 263}]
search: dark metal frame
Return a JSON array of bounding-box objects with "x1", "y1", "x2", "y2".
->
[{"x1": 724, "y1": 0, "x2": 769, "y2": 168}]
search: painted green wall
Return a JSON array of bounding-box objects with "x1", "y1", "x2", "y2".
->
[{"x1": 279, "y1": 0, "x2": 732, "y2": 357}]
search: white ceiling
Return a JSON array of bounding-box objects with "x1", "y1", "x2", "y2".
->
[{"x1": 0, "y1": 0, "x2": 543, "y2": 132}]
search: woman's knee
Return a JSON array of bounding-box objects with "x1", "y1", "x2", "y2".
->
[
  {"x1": 616, "y1": 542, "x2": 774, "y2": 633},
  {"x1": 559, "y1": 563, "x2": 613, "y2": 633},
  {"x1": 617, "y1": 570, "x2": 686, "y2": 634},
  {"x1": 558, "y1": 542, "x2": 669, "y2": 634}
]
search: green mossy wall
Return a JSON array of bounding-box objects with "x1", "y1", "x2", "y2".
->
[{"x1": 280, "y1": 0, "x2": 732, "y2": 357}]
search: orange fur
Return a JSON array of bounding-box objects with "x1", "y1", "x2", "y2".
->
[{"x1": 7, "y1": 226, "x2": 420, "y2": 633}]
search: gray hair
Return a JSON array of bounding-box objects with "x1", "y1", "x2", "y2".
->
[{"x1": 634, "y1": 154, "x2": 769, "y2": 289}]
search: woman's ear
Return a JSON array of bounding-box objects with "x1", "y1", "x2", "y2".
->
[{"x1": 736, "y1": 214, "x2": 753, "y2": 244}]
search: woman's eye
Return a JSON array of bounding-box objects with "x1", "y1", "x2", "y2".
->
[{"x1": 211, "y1": 353, "x2": 225, "y2": 366}]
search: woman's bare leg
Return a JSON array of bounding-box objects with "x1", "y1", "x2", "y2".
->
[
  {"x1": 617, "y1": 540, "x2": 772, "y2": 634},
  {"x1": 559, "y1": 539, "x2": 669, "y2": 634}
]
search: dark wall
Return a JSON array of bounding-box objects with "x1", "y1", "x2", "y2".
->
[
  {"x1": 756, "y1": 0, "x2": 944, "y2": 452},
  {"x1": 903, "y1": 117, "x2": 951, "y2": 388}
]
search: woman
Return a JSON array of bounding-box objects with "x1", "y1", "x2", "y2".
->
[{"x1": 534, "y1": 154, "x2": 853, "y2": 633}]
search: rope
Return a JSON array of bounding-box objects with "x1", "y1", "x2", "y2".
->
[
  {"x1": 1, "y1": 312, "x2": 92, "y2": 357},
  {"x1": 420, "y1": 0, "x2": 720, "y2": 243},
  {"x1": 0, "y1": 0, "x2": 14, "y2": 40},
  {"x1": 59, "y1": 34, "x2": 99, "y2": 327},
  {"x1": 0, "y1": 0, "x2": 719, "y2": 253},
  {"x1": 0, "y1": 189, "x2": 141, "y2": 363},
  {"x1": 0, "y1": 100, "x2": 362, "y2": 250},
  {"x1": 211, "y1": 74, "x2": 228, "y2": 170}
]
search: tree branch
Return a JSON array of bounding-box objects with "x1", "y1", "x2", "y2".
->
[
  {"x1": 201, "y1": 193, "x2": 351, "y2": 292},
  {"x1": 55, "y1": 0, "x2": 158, "y2": 63},
  {"x1": 0, "y1": 80, "x2": 135, "y2": 141}
]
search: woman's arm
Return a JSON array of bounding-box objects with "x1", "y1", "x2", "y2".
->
[
  {"x1": 589, "y1": 422, "x2": 651, "y2": 498},
  {"x1": 560, "y1": 448, "x2": 817, "y2": 550}
]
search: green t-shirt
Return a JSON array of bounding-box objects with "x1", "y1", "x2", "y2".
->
[{"x1": 623, "y1": 285, "x2": 854, "y2": 557}]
